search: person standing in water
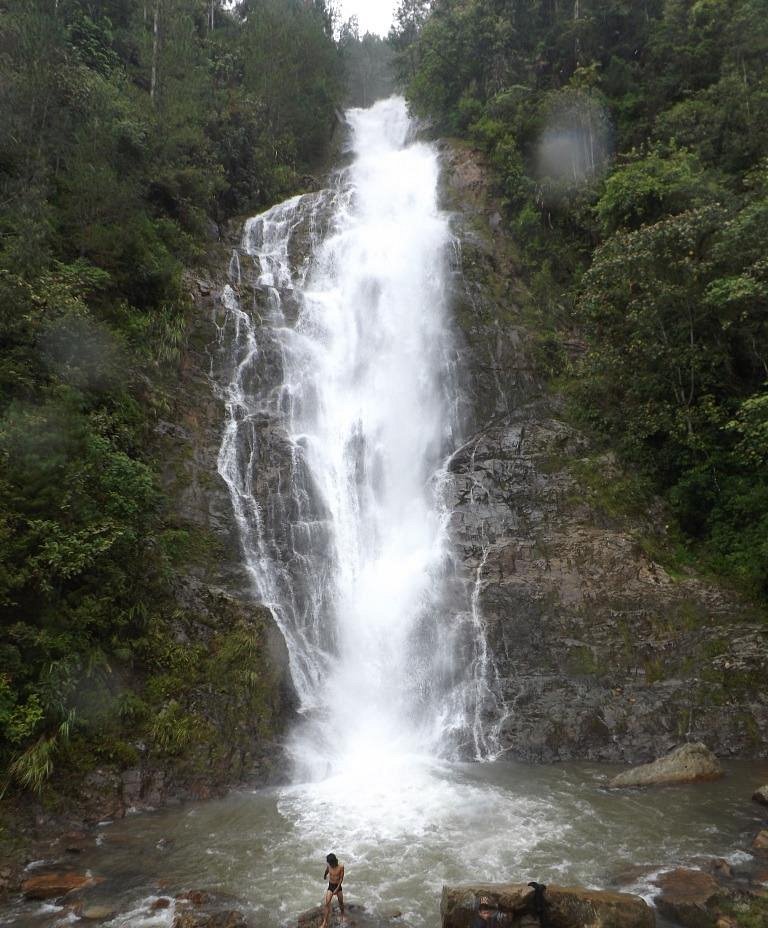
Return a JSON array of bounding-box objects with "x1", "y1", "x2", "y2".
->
[{"x1": 321, "y1": 853, "x2": 344, "y2": 927}]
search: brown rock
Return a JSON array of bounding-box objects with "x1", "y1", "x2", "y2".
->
[
  {"x1": 752, "y1": 829, "x2": 768, "y2": 854},
  {"x1": 152, "y1": 897, "x2": 173, "y2": 910},
  {"x1": 608, "y1": 743, "x2": 723, "y2": 788},
  {"x1": 22, "y1": 871, "x2": 96, "y2": 900},
  {"x1": 706, "y1": 859, "x2": 733, "y2": 880},
  {"x1": 177, "y1": 889, "x2": 212, "y2": 906},
  {"x1": 441, "y1": 883, "x2": 654, "y2": 928},
  {"x1": 173, "y1": 913, "x2": 247, "y2": 928},
  {"x1": 81, "y1": 905, "x2": 116, "y2": 921},
  {"x1": 298, "y1": 904, "x2": 391, "y2": 928},
  {"x1": 544, "y1": 885, "x2": 655, "y2": 928},
  {"x1": 653, "y1": 868, "x2": 723, "y2": 928}
]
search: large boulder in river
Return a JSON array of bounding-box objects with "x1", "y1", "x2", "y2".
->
[
  {"x1": 607, "y1": 742, "x2": 722, "y2": 788},
  {"x1": 751, "y1": 784, "x2": 768, "y2": 805},
  {"x1": 652, "y1": 869, "x2": 728, "y2": 928},
  {"x1": 441, "y1": 883, "x2": 654, "y2": 928},
  {"x1": 298, "y1": 903, "x2": 401, "y2": 928}
]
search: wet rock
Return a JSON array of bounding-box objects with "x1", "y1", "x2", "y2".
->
[
  {"x1": 608, "y1": 743, "x2": 723, "y2": 788},
  {"x1": 705, "y1": 859, "x2": 734, "y2": 881},
  {"x1": 80, "y1": 904, "x2": 117, "y2": 920},
  {"x1": 298, "y1": 903, "x2": 388, "y2": 928},
  {"x1": 751, "y1": 829, "x2": 768, "y2": 854},
  {"x1": 21, "y1": 870, "x2": 97, "y2": 900},
  {"x1": 440, "y1": 141, "x2": 768, "y2": 763},
  {"x1": 752, "y1": 784, "x2": 768, "y2": 805},
  {"x1": 177, "y1": 889, "x2": 212, "y2": 906},
  {"x1": 653, "y1": 868, "x2": 723, "y2": 928},
  {"x1": 173, "y1": 912, "x2": 248, "y2": 928},
  {"x1": 441, "y1": 883, "x2": 654, "y2": 928},
  {"x1": 606, "y1": 863, "x2": 656, "y2": 888},
  {"x1": 545, "y1": 886, "x2": 655, "y2": 928},
  {"x1": 152, "y1": 897, "x2": 173, "y2": 910}
]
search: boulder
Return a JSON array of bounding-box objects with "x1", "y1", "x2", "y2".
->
[
  {"x1": 653, "y1": 868, "x2": 722, "y2": 928},
  {"x1": 751, "y1": 829, "x2": 768, "y2": 854},
  {"x1": 177, "y1": 889, "x2": 212, "y2": 906},
  {"x1": 80, "y1": 905, "x2": 117, "y2": 921},
  {"x1": 21, "y1": 871, "x2": 97, "y2": 900},
  {"x1": 752, "y1": 784, "x2": 768, "y2": 806},
  {"x1": 298, "y1": 903, "x2": 404, "y2": 928},
  {"x1": 441, "y1": 883, "x2": 654, "y2": 928},
  {"x1": 608, "y1": 743, "x2": 723, "y2": 788}
]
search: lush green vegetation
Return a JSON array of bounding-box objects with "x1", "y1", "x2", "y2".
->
[
  {"x1": 397, "y1": 0, "x2": 768, "y2": 601},
  {"x1": 0, "y1": 0, "x2": 342, "y2": 795}
]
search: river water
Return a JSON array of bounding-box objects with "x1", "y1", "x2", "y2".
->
[
  {"x1": 7, "y1": 760, "x2": 766, "y2": 928},
  {"x1": 5, "y1": 99, "x2": 767, "y2": 928}
]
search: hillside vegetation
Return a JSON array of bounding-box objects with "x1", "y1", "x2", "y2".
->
[
  {"x1": 396, "y1": 0, "x2": 768, "y2": 601},
  {"x1": 0, "y1": 0, "x2": 343, "y2": 798}
]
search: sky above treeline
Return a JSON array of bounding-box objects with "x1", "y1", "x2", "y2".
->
[{"x1": 339, "y1": 0, "x2": 396, "y2": 35}]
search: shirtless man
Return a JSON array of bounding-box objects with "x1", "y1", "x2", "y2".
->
[{"x1": 321, "y1": 853, "x2": 344, "y2": 928}]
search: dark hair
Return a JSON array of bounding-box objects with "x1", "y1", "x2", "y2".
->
[{"x1": 326, "y1": 853, "x2": 339, "y2": 867}]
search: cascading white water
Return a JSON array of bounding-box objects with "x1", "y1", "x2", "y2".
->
[{"x1": 217, "y1": 97, "x2": 504, "y2": 785}]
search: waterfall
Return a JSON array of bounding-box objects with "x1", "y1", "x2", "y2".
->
[{"x1": 216, "y1": 97, "x2": 503, "y2": 782}]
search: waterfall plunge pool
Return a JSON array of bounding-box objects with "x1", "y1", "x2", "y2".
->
[{"x1": 6, "y1": 758, "x2": 767, "y2": 928}]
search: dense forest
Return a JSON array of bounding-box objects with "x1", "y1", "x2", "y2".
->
[
  {"x1": 395, "y1": 0, "x2": 768, "y2": 602},
  {"x1": 0, "y1": 0, "x2": 358, "y2": 797},
  {"x1": 2, "y1": 0, "x2": 767, "y2": 802}
]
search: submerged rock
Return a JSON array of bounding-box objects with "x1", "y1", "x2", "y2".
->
[
  {"x1": 441, "y1": 883, "x2": 654, "y2": 928},
  {"x1": 79, "y1": 904, "x2": 117, "y2": 921},
  {"x1": 173, "y1": 912, "x2": 248, "y2": 928},
  {"x1": 21, "y1": 870, "x2": 99, "y2": 900},
  {"x1": 607, "y1": 742, "x2": 723, "y2": 788}
]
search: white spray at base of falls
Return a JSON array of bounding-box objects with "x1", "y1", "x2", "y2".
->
[{"x1": 216, "y1": 98, "x2": 506, "y2": 784}]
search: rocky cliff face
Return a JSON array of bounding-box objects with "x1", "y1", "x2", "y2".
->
[
  {"x1": 439, "y1": 141, "x2": 768, "y2": 763},
  {"x1": 145, "y1": 265, "x2": 297, "y2": 795}
]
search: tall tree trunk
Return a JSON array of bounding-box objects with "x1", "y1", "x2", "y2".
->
[
  {"x1": 150, "y1": 0, "x2": 161, "y2": 106},
  {"x1": 574, "y1": 0, "x2": 581, "y2": 67}
]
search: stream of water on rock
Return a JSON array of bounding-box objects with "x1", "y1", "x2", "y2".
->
[
  {"x1": 5, "y1": 98, "x2": 767, "y2": 928},
  {"x1": 217, "y1": 97, "x2": 504, "y2": 776}
]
